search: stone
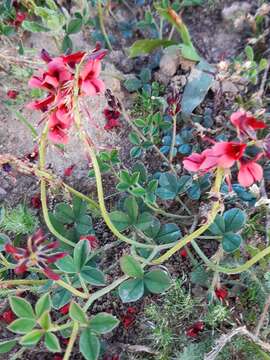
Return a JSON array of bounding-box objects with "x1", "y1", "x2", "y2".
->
[{"x1": 222, "y1": 2, "x2": 251, "y2": 22}]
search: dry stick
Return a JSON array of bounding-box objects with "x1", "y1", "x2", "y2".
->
[
  {"x1": 204, "y1": 326, "x2": 270, "y2": 360},
  {"x1": 255, "y1": 293, "x2": 270, "y2": 337},
  {"x1": 257, "y1": 58, "x2": 270, "y2": 102}
]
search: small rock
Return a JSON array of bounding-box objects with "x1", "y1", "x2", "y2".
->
[
  {"x1": 0, "y1": 187, "x2": 7, "y2": 201},
  {"x1": 154, "y1": 70, "x2": 170, "y2": 85},
  {"x1": 222, "y1": 2, "x2": 251, "y2": 21},
  {"x1": 170, "y1": 74, "x2": 187, "y2": 89},
  {"x1": 159, "y1": 51, "x2": 180, "y2": 77}
]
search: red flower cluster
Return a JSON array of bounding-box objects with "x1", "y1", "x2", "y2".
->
[
  {"x1": 12, "y1": 11, "x2": 26, "y2": 27},
  {"x1": 183, "y1": 111, "x2": 267, "y2": 187},
  {"x1": 5, "y1": 229, "x2": 67, "y2": 280},
  {"x1": 186, "y1": 321, "x2": 204, "y2": 337},
  {"x1": 27, "y1": 48, "x2": 106, "y2": 144}
]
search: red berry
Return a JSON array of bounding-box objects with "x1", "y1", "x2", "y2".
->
[{"x1": 7, "y1": 90, "x2": 18, "y2": 99}]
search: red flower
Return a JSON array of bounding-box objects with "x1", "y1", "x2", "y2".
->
[
  {"x1": 59, "y1": 303, "x2": 70, "y2": 315},
  {"x1": 80, "y1": 235, "x2": 98, "y2": 250},
  {"x1": 230, "y1": 110, "x2": 266, "y2": 139},
  {"x1": 5, "y1": 229, "x2": 67, "y2": 280},
  {"x1": 31, "y1": 194, "x2": 41, "y2": 209},
  {"x1": 7, "y1": 90, "x2": 18, "y2": 99},
  {"x1": 64, "y1": 165, "x2": 75, "y2": 177},
  {"x1": 215, "y1": 287, "x2": 228, "y2": 300},
  {"x1": 127, "y1": 307, "x2": 137, "y2": 314},
  {"x1": 27, "y1": 48, "x2": 106, "y2": 145},
  {"x1": 238, "y1": 158, "x2": 263, "y2": 187},
  {"x1": 1, "y1": 309, "x2": 15, "y2": 324},
  {"x1": 186, "y1": 321, "x2": 204, "y2": 337},
  {"x1": 104, "y1": 108, "x2": 121, "y2": 130}
]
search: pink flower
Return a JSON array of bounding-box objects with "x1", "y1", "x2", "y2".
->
[
  {"x1": 230, "y1": 110, "x2": 266, "y2": 138},
  {"x1": 184, "y1": 142, "x2": 246, "y2": 173},
  {"x1": 59, "y1": 303, "x2": 70, "y2": 315},
  {"x1": 48, "y1": 104, "x2": 73, "y2": 144},
  {"x1": 27, "y1": 94, "x2": 55, "y2": 111},
  {"x1": 64, "y1": 165, "x2": 75, "y2": 177},
  {"x1": 5, "y1": 229, "x2": 67, "y2": 280},
  {"x1": 79, "y1": 57, "x2": 105, "y2": 96},
  {"x1": 12, "y1": 11, "x2": 26, "y2": 27},
  {"x1": 238, "y1": 158, "x2": 263, "y2": 187}
]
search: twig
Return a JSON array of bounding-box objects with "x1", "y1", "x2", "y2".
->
[
  {"x1": 257, "y1": 58, "x2": 270, "y2": 103},
  {"x1": 255, "y1": 293, "x2": 270, "y2": 337},
  {"x1": 204, "y1": 326, "x2": 270, "y2": 360}
]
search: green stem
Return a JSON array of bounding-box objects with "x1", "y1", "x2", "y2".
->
[
  {"x1": 14, "y1": 110, "x2": 38, "y2": 139},
  {"x1": 152, "y1": 167, "x2": 224, "y2": 264},
  {"x1": 39, "y1": 126, "x2": 76, "y2": 248},
  {"x1": 56, "y1": 280, "x2": 88, "y2": 299},
  {"x1": 50, "y1": 321, "x2": 73, "y2": 332},
  {"x1": 97, "y1": 0, "x2": 112, "y2": 50},
  {"x1": 0, "y1": 279, "x2": 48, "y2": 286},
  {"x1": 146, "y1": 202, "x2": 193, "y2": 220},
  {"x1": 83, "y1": 275, "x2": 128, "y2": 310},
  {"x1": 63, "y1": 321, "x2": 79, "y2": 360}
]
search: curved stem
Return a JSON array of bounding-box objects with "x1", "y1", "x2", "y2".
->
[
  {"x1": 56, "y1": 280, "x2": 88, "y2": 299},
  {"x1": 39, "y1": 126, "x2": 76, "y2": 248},
  {"x1": 0, "y1": 279, "x2": 48, "y2": 286},
  {"x1": 97, "y1": 0, "x2": 112, "y2": 50},
  {"x1": 152, "y1": 167, "x2": 224, "y2": 264},
  {"x1": 63, "y1": 321, "x2": 79, "y2": 360}
]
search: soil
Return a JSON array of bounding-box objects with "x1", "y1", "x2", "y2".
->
[{"x1": 0, "y1": 0, "x2": 266, "y2": 359}]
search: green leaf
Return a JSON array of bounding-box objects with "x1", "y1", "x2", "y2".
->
[
  {"x1": 118, "y1": 278, "x2": 144, "y2": 302},
  {"x1": 178, "y1": 175, "x2": 193, "y2": 194},
  {"x1": 120, "y1": 255, "x2": 144, "y2": 278},
  {"x1": 224, "y1": 208, "x2": 246, "y2": 232},
  {"x1": 73, "y1": 197, "x2": 87, "y2": 219},
  {"x1": 119, "y1": 170, "x2": 132, "y2": 185},
  {"x1": 110, "y1": 211, "x2": 130, "y2": 231},
  {"x1": 130, "y1": 187, "x2": 146, "y2": 197},
  {"x1": 129, "y1": 132, "x2": 141, "y2": 145},
  {"x1": 129, "y1": 39, "x2": 176, "y2": 57},
  {"x1": 144, "y1": 269, "x2": 171, "y2": 294},
  {"x1": 74, "y1": 240, "x2": 90, "y2": 271},
  {"x1": 89, "y1": 313, "x2": 119, "y2": 334},
  {"x1": 35, "y1": 293, "x2": 51, "y2": 318},
  {"x1": 136, "y1": 212, "x2": 155, "y2": 230},
  {"x1": 22, "y1": 20, "x2": 49, "y2": 32},
  {"x1": 180, "y1": 43, "x2": 201, "y2": 61},
  {"x1": 69, "y1": 302, "x2": 88, "y2": 324},
  {"x1": 209, "y1": 215, "x2": 225, "y2": 235},
  {"x1": 75, "y1": 214, "x2": 93, "y2": 235},
  {"x1": 9, "y1": 296, "x2": 35, "y2": 319},
  {"x1": 54, "y1": 203, "x2": 74, "y2": 224},
  {"x1": 80, "y1": 266, "x2": 106, "y2": 286},
  {"x1": 45, "y1": 332, "x2": 61, "y2": 353},
  {"x1": 20, "y1": 330, "x2": 43, "y2": 346},
  {"x1": 39, "y1": 311, "x2": 51, "y2": 330},
  {"x1": 56, "y1": 255, "x2": 76, "y2": 273},
  {"x1": 8, "y1": 318, "x2": 36, "y2": 334},
  {"x1": 181, "y1": 60, "x2": 215, "y2": 115},
  {"x1": 130, "y1": 146, "x2": 142, "y2": 158},
  {"x1": 155, "y1": 223, "x2": 181, "y2": 244},
  {"x1": 0, "y1": 340, "x2": 16, "y2": 354},
  {"x1": 124, "y1": 197, "x2": 138, "y2": 224},
  {"x1": 67, "y1": 18, "x2": 83, "y2": 34},
  {"x1": 156, "y1": 173, "x2": 180, "y2": 200},
  {"x1": 52, "y1": 288, "x2": 72, "y2": 310},
  {"x1": 222, "y1": 232, "x2": 242, "y2": 253},
  {"x1": 80, "y1": 330, "x2": 100, "y2": 360},
  {"x1": 0, "y1": 207, "x2": 5, "y2": 225},
  {"x1": 245, "y1": 45, "x2": 254, "y2": 61},
  {"x1": 62, "y1": 35, "x2": 73, "y2": 53},
  {"x1": 124, "y1": 78, "x2": 142, "y2": 92}
]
